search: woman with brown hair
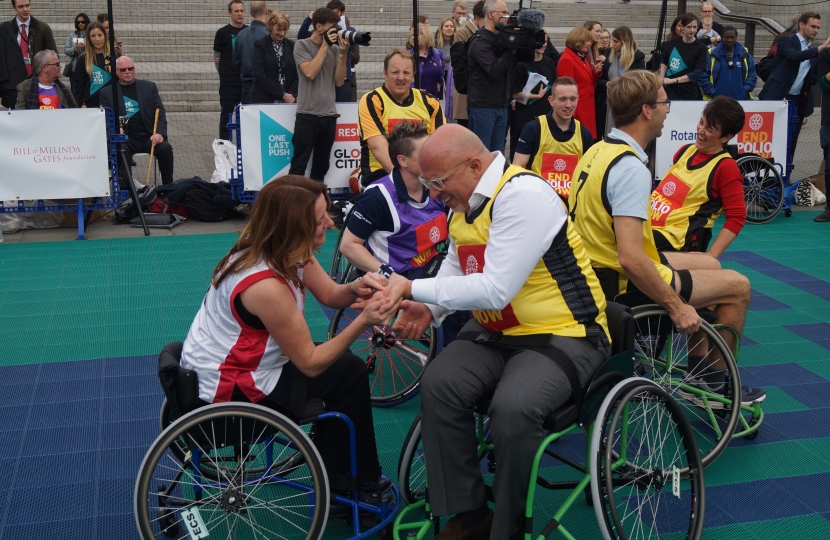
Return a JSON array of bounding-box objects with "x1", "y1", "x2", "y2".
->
[
  {"x1": 250, "y1": 11, "x2": 298, "y2": 104},
  {"x1": 179, "y1": 175, "x2": 397, "y2": 500},
  {"x1": 557, "y1": 26, "x2": 602, "y2": 138},
  {"x1": 74, "y1": 21, "x2": 118, "y2": 108}
]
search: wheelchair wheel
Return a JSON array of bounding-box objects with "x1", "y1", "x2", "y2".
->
[
  {"x1": 632, "y1": 308, "x2": 742, "y2": 472},
  {"x1": 590, "y1": 379, "x2": 705, "y2": 540},
  {"x1": 136, "y1": 402, "x2": 329, "y2": 540},
  {"x1": 329, "y1": 206, "x2": 356, "y2": 283},
  {"x1": 328, "y1": 307, "x2": 437, "y2": 406},
  {"x1": 738, "y1": 154, "x2": 785, "y2": 224},
  {"x1": 398, "y1": 413, "x2": 426, "y2": 505}
]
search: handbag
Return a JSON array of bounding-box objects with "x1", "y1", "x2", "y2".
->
[{"x1": 63, "y1": 61, "x2": 72, "y2": 78}]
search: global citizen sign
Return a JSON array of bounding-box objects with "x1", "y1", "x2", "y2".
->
[{"x1": 736, "y1": 112, "x2": 774, "y2": 158}]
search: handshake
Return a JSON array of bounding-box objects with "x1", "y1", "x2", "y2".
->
[{"x1": 349, "y1": 273, "x2": 431, "y2": 339}]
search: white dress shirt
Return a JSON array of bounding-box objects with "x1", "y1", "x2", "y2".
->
[
  {"x1": 788, "y1": 33, "x2": 812, "y2": 96},
  {"x1": 410, "y1": 152, "x2": 569, "y2": 325}
]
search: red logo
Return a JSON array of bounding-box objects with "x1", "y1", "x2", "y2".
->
[
  {"x1": 457, "y1": 244, "x2": 486, "y2": 275},
  {"x1": 335, "y1": 123, "x2": 359, "y2": 142},
  {"x1": 456, "y1": 243, "x2": 520, "y2": 330},
  {"x1": 540, "y1": 153, "x2": 579, "y2": 198},
  {"x1": 736, "y1": 112, "x2": 774, "y2": 158},
  {"x1": 650, "y1": 173, "x2": 691, "y2": 227}
]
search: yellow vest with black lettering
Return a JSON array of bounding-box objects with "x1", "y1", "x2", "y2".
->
[
  {"x1": 529, "y1": 116, "x2": 585, "y2": 201},
  {"x1": 570, "y1": 138, "x2": 675, "y2": 295},
  {"x1": 650, "y1": 144, "x2": 730, "y2": 250},
  {"x1": 360, "y1": 87, "x2": 436, "y2": 174},
  {"x1": 449, "y1": 164, "x2": 609, "y2": 338}
]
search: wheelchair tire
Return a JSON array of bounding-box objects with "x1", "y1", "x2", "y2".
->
[
  {"x1": 329, "y1": 206, "x2": 356, "y2": 283},
  {"x1": 631, "y1": 307, "x2": 742, "y2": 472},
  {"x1": 398, "y1": 413, "x2": 426, "y2": 506},
  {"x1": 738, "y1": 154, "x2": 785, "y2": 224},
  {"x1": 136, "y1": 402, "x2": 329, "y2": 540},
  {"x1": 590, "y1": 379, "x2": 705, "y2": 540},
  {"x1": 328, "y1": 307, "x2": 437, "y2": 406}
]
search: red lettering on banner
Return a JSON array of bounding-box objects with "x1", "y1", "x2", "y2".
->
[
  {"x1": 736, "y1": 112, "x2": 774, "y2": 158},
  {"x1": 650, "y1": 173, "x2": 691, "y2": 227},
  {"x1": 335, "y1": 124, "x2": 359, "y2": 141},
  {"x1": 540, "y1": 153, "x2": 579, "y2": 198},
  {"x1": 472, "y1": 304, "x2": 521, "y2": 331}
]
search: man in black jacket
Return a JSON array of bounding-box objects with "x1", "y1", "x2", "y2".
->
[
  {"x1": 99, "y1": 57, "x2": 175, "y2": 184},
  {"x1": 0, "y1": 0, "x2": 56, "y2": 109},
  {"x1": 213, "y1": 0, "x2": 247, "y2": 139},
  {"x1": 467, "y1": 0, "x2": 517, "y2": 152}
]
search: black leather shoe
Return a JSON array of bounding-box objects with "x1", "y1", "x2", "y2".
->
[
  {"x1": 434, "y1": 513, "x2": 493, "y2": 540},
  {"x1": 815, "y1": 207, "x2": 830, "y2": 222}
]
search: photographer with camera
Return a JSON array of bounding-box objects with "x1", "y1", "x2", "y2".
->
[
  {"x1": 288, "y1": 7, "x2": 349, "y2": 182},
  {"x1": 466, "y1": 0, "x2": 518, "y2": 151}
]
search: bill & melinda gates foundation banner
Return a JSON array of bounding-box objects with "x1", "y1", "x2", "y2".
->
[
  {"x1": 654, "y1": 100, "x2": 789, "y2": 182},
  {"x1": 0, "y1": 109, "x2": 111, "y2": 201},
  {"x1": 239, "y1": 104, "x2": 360, "y2": 192}
]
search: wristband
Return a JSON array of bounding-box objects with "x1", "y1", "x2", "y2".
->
[
  {"x1": 348, "y1": 276, "x2": 362, "y2": 296},
  {"x1": 376, "y1": 264, "x2": 393, "y2": 279}
]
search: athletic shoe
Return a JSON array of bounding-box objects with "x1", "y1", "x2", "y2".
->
[
  {"x1": 815, "y1": 207, "x2": 830, "y2": 222},
  {"x1": 677, "y1": 371, "x2": 728, "y2": 410},
  {"x1": 739, "y1": 385, "x2": 767, "y2": 406}
]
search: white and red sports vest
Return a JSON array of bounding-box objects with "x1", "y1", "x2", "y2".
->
[{"x1": 180, "y1": 258, "x2": 304, "y2": 404}]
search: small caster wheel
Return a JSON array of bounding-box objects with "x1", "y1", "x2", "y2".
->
[
  {"x1": 158, "y1": 508, "x2": 179, "y2": 538},
  {"x1": 745, "y1": 418, "x2": 760, "y2": 440},
  {"x1": 379, "y1": 523, "x2": 394, "y2": 540},
  {"x1": 784, "y1": 208, "x2": 792, "y2": 217}
]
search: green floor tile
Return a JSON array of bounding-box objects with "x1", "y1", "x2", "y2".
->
[{"x1": 756, "y1": 386, "x2": 811, "y2": 414}]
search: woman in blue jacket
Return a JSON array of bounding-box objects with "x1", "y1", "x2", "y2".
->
[{"x1": 700, "y1": 26, "x2": 758, "y2": 100}]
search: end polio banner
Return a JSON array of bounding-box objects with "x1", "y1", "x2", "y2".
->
[
  {"x1": 654, "y1": 100, "x2": 789, "y2": 180},
  {"x1": 239, "y1": 103, "x2": 361, "y2": 192},
  {"x1": 0, "y1": 108, "x2": 110, "y2": 200}
]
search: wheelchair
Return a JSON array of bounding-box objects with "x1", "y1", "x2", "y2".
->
[
  {"x1": 625, "y1": 299, "x2": 764, "y2": 471},
  {"x1": 135, "y1": 343, "x2": 400, "y2": 540},
  {"x1": 327, "y1": 208, "x2": 440, "y2": 407},
  {"x1": 737, "y1": 153, "x2": 789, "y2": 223},
  {"x1": 394, "y1": 303, "x2": 706, "y2": 540}
]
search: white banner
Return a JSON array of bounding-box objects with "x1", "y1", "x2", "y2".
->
[
  {"x1": 654, "y1": 100, "x2": 789, "y2": 180},
  {"x1": 240, "y1": 103, "x2": 360, "y2": 192},
  {"x1": 0, "y1": 108, "x2": 111, "y2": 200}
]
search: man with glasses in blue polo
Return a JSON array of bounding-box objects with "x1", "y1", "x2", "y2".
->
[{"x1": 375, "y1": 122, "x2": 610, "y2": 540}]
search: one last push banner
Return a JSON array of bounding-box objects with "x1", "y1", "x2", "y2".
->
[
  {"x1": 239, "y1": 103, "x2": 360, "y2": 192},
  {"x1": 653, "y1": 100, "x2": 788, "y2": 182},
  {"x1": 0, "y1": 108, "x2": 111, "y2": 201}
]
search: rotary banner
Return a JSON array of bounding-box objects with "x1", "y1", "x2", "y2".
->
[
  {"x1": 0, "y1": 108, "x2": 110, "y2": 200},
  {"x1": 654, "y1": 100, "x2": 788, "y2": 181},
  {"x1": 239, "y1": 104, "x2": 360, "y2": 192}
]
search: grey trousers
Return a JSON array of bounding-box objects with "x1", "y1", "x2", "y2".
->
[{"x1": 420, "y1": 321, "x2": 610, "y2": 539}]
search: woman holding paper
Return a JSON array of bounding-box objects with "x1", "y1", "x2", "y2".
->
[
  {"x1": 63, "y1": 13, "x2": 89, "y2": 100},
  {"x1": 74, "y1": 21, "x2": 119, "y2": 109},
  {"x1": 510, "y1": 32, "x2": 556, "y2": 159}
]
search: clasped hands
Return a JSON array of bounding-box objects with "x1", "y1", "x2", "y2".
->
[{"x1": 350, "y1": 273, "x2": 433, "y2": 339}]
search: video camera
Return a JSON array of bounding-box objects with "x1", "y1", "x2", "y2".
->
[
  {"x1": 323, "y1": 25, "x2": 372, "y2": 46},
  {"x1": 497, "y1": 0, "x2": 547, "y2": 63}
]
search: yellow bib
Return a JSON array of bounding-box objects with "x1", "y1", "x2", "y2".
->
[
  {"x1": 361, "y1": 87, "x2": 435, "y2": 174},
  {"x1": 570, "y1": 138, "x2": 674, "y2": 295},
  {"x1": 650, "y1": 144, "x2": 730, "y2": 250},
  {"x1": 529, "y1": 116, "x2": 585, "y2": 201},
  {"x1": 449, "y1": 164, "x2": 609, "y2": 338}
]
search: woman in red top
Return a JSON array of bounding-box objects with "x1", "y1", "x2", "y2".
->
[
  {"x1": 651, "y1": 97, "x2": 747, "y2": 258},
  {"x1": 557, "y1": 26, "x2": 602, "y2": 138}
]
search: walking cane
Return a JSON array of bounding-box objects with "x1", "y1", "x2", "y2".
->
[{"x1": 146, "y1": 108, "x2": 160, "y2": 185}]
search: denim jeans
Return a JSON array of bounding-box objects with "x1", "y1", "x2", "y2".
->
[
  {"x1": 467, "y1": 106, "x2": 508, "y2": 152},
  {"x1": 820, "y1": 124, "x2": 830, "y2": 208}
]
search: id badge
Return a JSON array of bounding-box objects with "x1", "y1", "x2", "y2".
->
[{"x1": 23, "y1": 57, "x2": 31, "y2": 65}]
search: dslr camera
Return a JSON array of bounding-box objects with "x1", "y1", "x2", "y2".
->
[
  {"x1": 323, "y1": 25, "x2": 372, "y2": 46},
  {"x1": 496, "y1": 0, "x2": 547, "y2": 62}
]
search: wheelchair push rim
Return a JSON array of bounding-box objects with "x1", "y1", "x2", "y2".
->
[
  {"x1": 738, "y1": 154, "x2": 785, "y2": 224},
  {"x1": 329, "y1": 307, "x2": 437, "y2": 406},
  {"x1": 135, "y1": 402, "x2": 329, "y2": 540}
]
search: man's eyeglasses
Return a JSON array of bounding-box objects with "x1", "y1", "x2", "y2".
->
[
  {"x1": 44, "y1": 62, "x2": 61, "y2": 67},
  {"x1": 118, "y1": 66, "x2": 135, "y2": 72},
  {"x1": 653, "y1": 100, "x2": 672, "y2": 112},
  {"x1": 418, "y1": 158, "x2": 471, "y2": 191}
]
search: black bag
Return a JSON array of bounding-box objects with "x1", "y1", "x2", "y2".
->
[
  {"x1": 450, "y1": 34, "x2": 481, "y2": 94},
  {"x1": 757, "y1": 43, "x2": 777, "y2": 82},
  {"x1": 115, "y1": 184, "x2": 157, "y2": 222},
  {"x1": 156, "y1": 178, "x2": 242, "y2": 222}
]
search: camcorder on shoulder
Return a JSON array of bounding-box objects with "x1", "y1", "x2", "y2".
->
[
  {"x1": 496, "y1": 0, "x2": 546, "y2": 63},
  {"x1": 323, "y1": 25, "x2": 372, "y2": 46}
]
